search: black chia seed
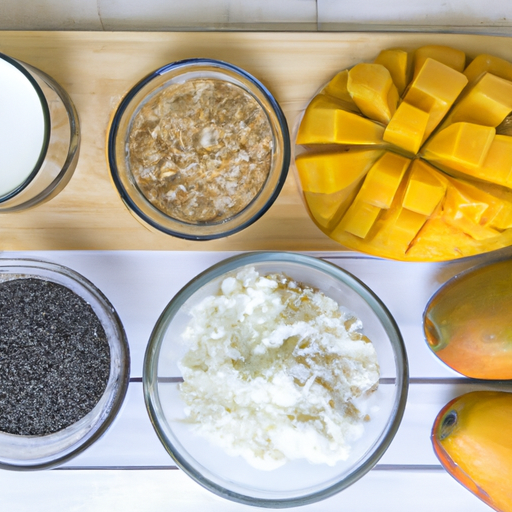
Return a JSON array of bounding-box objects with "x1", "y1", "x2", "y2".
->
[{"x1": 0, "y1": 277, "x2": 111, "y2": 436}]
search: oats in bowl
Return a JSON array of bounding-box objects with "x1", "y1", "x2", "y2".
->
[{"x1": 128, "y1": 78, "x2": 273, "y2": 224}]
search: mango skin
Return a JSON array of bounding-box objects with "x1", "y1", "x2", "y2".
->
[
  {"x1": 432, "y1": 391, "x2": 512, "y2": 512},
  {"x1": 424, "y1": 258, "x2": 512, "y2": 379}
]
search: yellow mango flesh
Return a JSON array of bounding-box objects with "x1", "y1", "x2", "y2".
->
[
  {"x1": 356, "y1": 152, "x2": 411, "y2": 208},
  {"x1": 342, "y1": 173, "x2": 428, "y2": 256},
  {"x1": 437, "y1": 135, "x2": 512, "y2": 188},
  {"x1": 413, "y1": 45, "x2": 466, "y2": 78},
  {"x1": 332, "y1": 151, "x2": 410, "y2": 240},
  {"x1": 303, "y1": 190, "x2": 355, "y2": 230},
  {"x1": 337, "y1": 200, "x2": 381, "y2": 238},
  {"x1": 404, "y1": 58, "x2": 468, "y2": 141},
  {"x1": 442, "y1": 185, "x2": 500, "y2": 240},
  {"x1": 482, "y1": 135, "x2": 512, "y2": 186},
  {"x1": 295, "y1": 46, "x2": 512, "y2": 261},
  {"x1": 464, "y1": 53, "x2": 512, "y2": 87},
  {"x1": 296, "y1": 94, "x2": 385, "y2": 145},
  {"x1": 445, "y1": 178, "x2": 512, "y2": 230},
  {"x1": 446, "y1": 72, "x2": 512, "y2": 127},
  {"x1": 433, "y1": 391, "x2": 512, "y2": 512},
  {"x1": 374, "y1": 48, "x2": 410, "y2": 95},
  {"x1": 296, "y1": 148, "x2": 384, "y2": 230},
  {"x1": 322, "y1": 70, "x2": 359, "y2": 111},
  {"x1": 295, "y1": 148, "x2": 384, "y2": 194},
  {"x1": 347, "y1": 63, "x2": 399, "y2": 124},
  {"x1": 402, "y1": 159, "x2": 447, "y2": 215},
  {"x1": 377, "y1": 207, "x2": 429, "y2": 254},
  {"x1": 383, "y1": 101, "x2": 430, "y2": 154},
  {"x1": 423, "y1": 124, "x2": 512, "y2": 189},
  {"x1": 422, "y1": 122, "x2": 495, "y2": 172},
  {"x1": 407, "y1": 176, "x2": 512, "y2": 259}
]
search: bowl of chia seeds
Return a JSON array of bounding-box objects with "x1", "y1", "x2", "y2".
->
[{"x1": 0, "y1": 258, "x2": 130, "y2": 470}]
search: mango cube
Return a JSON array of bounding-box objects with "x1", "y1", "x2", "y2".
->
[
  {"x1": 404, "y1": 58, "x2": 468, "y2": 140},
  {"x1": 403, "y1": 159, "x2": 447, "y2": 216},
  {"x1": 295, "y1": 148, "x2": 383, "y2": 194},
  {"x1": 357, "y1": 152, "x2": 411, "y2": 208},
  {"x1": 337, "y1": 199, "x2": 381, "y2": 238},
  {"x1": 366, "y1": 177, "x2": 429, "y2": 255},
  {"x1": 331, "y1": 151, "x2": 410, "y2": 240},
  {"x1": 442, "y1": 184, "x2": 500, "y2": 240},
  {"x1": 413, "y1": 45, "x2": 466, "y2": 78},
  {"x1": 347, "y1": 63, "x2": 399, "y2": 124},
  {"x1": 483, "y1": 135, "x2": 512, "y2": 186},
  {"x1": 464, "y1": 54, "x2": 512, "y2": 87},
  {"x1": 322, "y1": 70, "x2": 359, "y2": 111},
  {"x1": 388, "y1": 207, "x2": 429, "y2": 252},
  {"x1": 422, "y1": 122, "x2": 495, "y2": 172},
  {"x1": 447, "y1": 178, "x2": 512, "y2": 230},
  {"x1": 447, "y1": 73, "x2": 512, "y2": 127},
  {"x1": 304, "y1": 190, "x2": 355, "y2": 229},
  {"x1": 383, "y1": 101, "x2": 430, "y2": 154},
  {"x1": 296, "y1": 94, "x2": 385, "y2": 145},
  {"x1": 374, "y1": 48, "x2": 411, "y2": 95},
  {"x1": 441, "y1": 135, "x2": 512, "y2": 187}
]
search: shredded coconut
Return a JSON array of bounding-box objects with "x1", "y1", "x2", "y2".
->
[{"x1": 178, "y1": 267, "x2": 380, "y2": 470}]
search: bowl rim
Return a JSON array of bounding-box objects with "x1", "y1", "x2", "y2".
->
[
  {"x1": 143, "y1": 251, "x2": 409, "y2": 507},
  {"x1": 107, "y1": 58, "x2": 291, "y2": 241},
  {"x1": 0, "y1": 257, "x2": 131, "y2": 471}
]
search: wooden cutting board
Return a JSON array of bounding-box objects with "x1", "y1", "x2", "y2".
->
[{"x1": 1, "y1": 31, "x2": 511, "y2": 251}]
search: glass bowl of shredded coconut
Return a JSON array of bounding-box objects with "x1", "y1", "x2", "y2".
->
[
  {"x1": 107, "y1": 59, "x2": 290, "y2": 240},
  {"x1": 143, "y1": 252, "x2": 408, "y2": 507}
]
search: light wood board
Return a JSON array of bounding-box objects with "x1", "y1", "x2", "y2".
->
[{"x1": 1, "y1": 31, "x2": 512, "y2": 251}]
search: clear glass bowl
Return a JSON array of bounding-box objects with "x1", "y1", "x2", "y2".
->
[
  {"x1": 143, "y1": 252, "x2": 408, "y2": 507},
  {"x1": 107, "y1": 58, "x2": 290, "y2": 240},
  {"x1": 0, "y1": 53, "x2": 80, "y2": 212},
  {"x1": 0, "y1": 259, "x2": 130, "y2": 470}
]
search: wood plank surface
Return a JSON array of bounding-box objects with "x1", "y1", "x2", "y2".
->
[{"x1": 1, "y1": 31, "x2": 512, "y2": 251}]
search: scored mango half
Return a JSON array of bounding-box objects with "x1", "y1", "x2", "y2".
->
[{"x1": 295, "y1": 45, "x2": 512, "y2": 261}]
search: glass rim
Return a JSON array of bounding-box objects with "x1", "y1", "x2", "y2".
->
[
  {"x1": 143, "y1": 251, "x2": 409, "y2": 507},
  {"x1": 107, "y1": 58, "x2": 291, "y2": 241}
]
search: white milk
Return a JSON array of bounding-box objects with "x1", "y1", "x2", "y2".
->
[{"x1": 0, "y1": 57, "x2": 47, "y2": 199}]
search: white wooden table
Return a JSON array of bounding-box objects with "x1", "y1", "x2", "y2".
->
[{"x1": 1, "y1": 249, "x2": 507, "y2": 511}]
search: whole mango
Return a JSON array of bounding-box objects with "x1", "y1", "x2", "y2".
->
[
  {"x1": 432, "y1": 391, "x2": 512, "y2": 512},
  {"x1": 423, "y1": 257, "x2": 512, "y2": 379}
]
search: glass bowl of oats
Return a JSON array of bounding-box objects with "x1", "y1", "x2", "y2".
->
[
  {"x1": 107, "y1": 59, "x2": 290, "y2": 240},
  {"x1": 143, "y1": 252, "x2": 408, "y2": 507}
]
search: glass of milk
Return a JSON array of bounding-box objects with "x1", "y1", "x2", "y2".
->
[{"x1": 0, "y1": 53, "x2": 80, "y2": 212}]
